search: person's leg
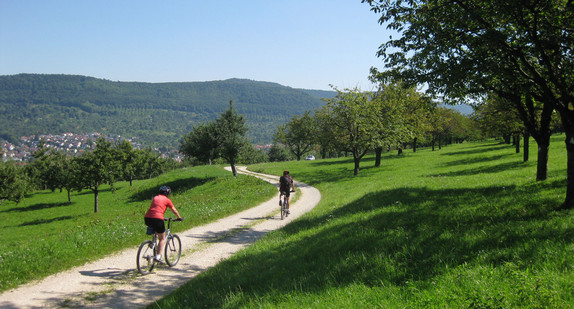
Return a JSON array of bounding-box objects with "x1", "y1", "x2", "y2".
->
[{"x1": 156, "y1": 232, "x2": 166, "y2": 261}]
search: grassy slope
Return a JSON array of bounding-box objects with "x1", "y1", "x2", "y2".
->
[
  {"x1": 0, "y1": 165, "x2": 277, "y2": 292},
  {"x1": 153, "y1": 136, "x2": 573, "y2": 308}
]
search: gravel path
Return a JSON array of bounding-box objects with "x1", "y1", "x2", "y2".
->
[{"x1": 0, "y1": 166, "x2": 321, "y2": 309}]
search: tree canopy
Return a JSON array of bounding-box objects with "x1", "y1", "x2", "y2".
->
[{"x1": 364, "y1": 0, "x2": 574, "y2": 209}]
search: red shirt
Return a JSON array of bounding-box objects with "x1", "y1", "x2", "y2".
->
[{"x1": 145, "y1": 195, "x2": 175, "y2": 220}]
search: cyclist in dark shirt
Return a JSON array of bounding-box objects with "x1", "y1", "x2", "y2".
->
[{"x1": 279, "y1": 170, "x2": 295, "y2": 214}]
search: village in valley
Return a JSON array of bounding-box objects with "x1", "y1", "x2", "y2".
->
[{"x1": 0, "y1": 132, "x2": 182, "y2": 163}]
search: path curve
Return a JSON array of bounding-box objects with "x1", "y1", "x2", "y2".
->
[{"x1": 0, "y1": 166, "x2": 321, "y2": 308}]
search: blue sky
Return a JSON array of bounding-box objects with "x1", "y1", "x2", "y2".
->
[{"x1": 0, "y1": 1, "x2": 392, "y2": 91}]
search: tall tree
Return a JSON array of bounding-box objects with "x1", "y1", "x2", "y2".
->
[
  {"x1": 321, "y1": 87, "x2": 378, "y2": 175},
  {"x1": 364, "y1": 0, "x2": 574, "y2": 209},
  {"x1": 274, "y1": 111, "x2": 317, "y2": 161},
  {"x1": 181, "y1": 101, "x2": 249, "y2": 176},
  {"x1": 215, "y1": 101, "x2": 249, "y2": 176}
]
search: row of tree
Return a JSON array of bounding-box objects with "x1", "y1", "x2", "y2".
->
[
  {"x1": 362, "y1": 0, "x2": 574, "y2": 209},
  {"x1": 274, "y1": 83, "x2": 478, "y2": 175},
  {"x1": 0, "y1": 139, "x2": 178, "y2": 212}
]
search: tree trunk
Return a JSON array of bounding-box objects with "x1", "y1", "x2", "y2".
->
[
  {"x1": 67, "y1": 189, "x2": 72, "y2": 203},
  {"x1": 515, "y1": 133, "x2": 520, "y2": 153},
  {"x1": 438, "y1": 135, "x2": 442, "y2": 150},
  {"x1": 353, "y1": 156, "x2": 360, "y2": 176},
  {"x1": 413, "y1": 137, "x2": 417, "y2": 152},
  {"x1": 374, "y1": 147, "x2": 382, "y2": 167},
  {"x1": 536, "y1": 138, "x2": 549, "y2": 181},
  {"x1": 230, "y1": 163, "x2": 237, "y2": 177},
  {"x1": 559, "y1": 109, "x2": 574, "y2": 210},
  {"x1": 523, "y1": 132, "x2": 529, "y2": 162},
  {"x1": 94, "y1": 188, "x2": 99, "y2": 213}
]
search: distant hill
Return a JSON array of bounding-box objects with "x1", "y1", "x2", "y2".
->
[{"x1": 0, "y1": 74, "x2": 336, "y2": 149}]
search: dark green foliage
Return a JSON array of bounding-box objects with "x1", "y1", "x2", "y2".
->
[
  {"x1": 180, "y1": 102, "x2": 250, "y2": 176},
  {"x1": 0, "y1": 161, "x2": 29, "y2": 204},
  {"x1": 274, "y1": 111, "x2": 317, "y2": 161},
  {"x1": 0, "y1": 74, "x2": 333, "y2": 147},
  {"x1": 267, "y1": 144, "x2": 292, "y2": 162}
]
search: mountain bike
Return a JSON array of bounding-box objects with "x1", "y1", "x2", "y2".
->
[{"x1": 136, "y1": 218, "x2": 182, "y2": 275}]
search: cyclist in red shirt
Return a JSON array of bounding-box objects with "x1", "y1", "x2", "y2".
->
[{"x1": 144, "y1": 186, "x2": 182, "y2": 263}]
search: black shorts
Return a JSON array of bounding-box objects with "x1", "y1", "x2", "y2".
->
[
  {"x1": 144, "y1": 217, "x2": 165, "y2": 234},
  {"x1": 280, "y1": 189, "x2": 291, "y2": 198}
]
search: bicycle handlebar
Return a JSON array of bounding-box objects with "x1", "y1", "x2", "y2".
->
[{"x1": 165, "y1": 218, "x2": 183, "y2": 221}]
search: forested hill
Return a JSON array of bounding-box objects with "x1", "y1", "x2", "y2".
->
[{"x1": 0, "y1": 74, "x2": 335, "y2": 149}]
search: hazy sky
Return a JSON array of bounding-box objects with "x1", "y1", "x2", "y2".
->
[{"x1": 0, "y1": 1, "x2": 392, "y2": 91}]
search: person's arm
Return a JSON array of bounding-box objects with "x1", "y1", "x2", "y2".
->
[
  {"x1": 291, "y1": 178, "x2": 295, "y2": 191},
  {"x1": 167, "y1": 198, "x2": 182, "y2": 219},
  {"x1": 171, "y1": 206, "x2": 182, "y2": 219}
]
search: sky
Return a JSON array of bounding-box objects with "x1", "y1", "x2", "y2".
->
[{"x1": 0, "y1": 1, "x2": 394, "y2": 91}]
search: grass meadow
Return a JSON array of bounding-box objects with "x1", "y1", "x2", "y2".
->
[
  {"x1": 0, "y1": 165, "x2": 277, "y2": 292},
  {"x1": 151, "y1": 135, "x2": 573, "y2": 308}
]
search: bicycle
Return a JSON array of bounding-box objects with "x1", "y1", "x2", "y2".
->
[
  {"x1": 279, "y1": 190, "x2": 295, "y2": 220},
  {"x1": 136, "y1": 218, "x2": 182, "y2": 275}
]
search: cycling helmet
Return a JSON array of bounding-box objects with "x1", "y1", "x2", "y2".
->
[
  {"x1": 283, "y1": 170, "x2": 289, "y2": 175},
  {"x1": 159, "y1": 185, "x2": 171, "y2": 196}
]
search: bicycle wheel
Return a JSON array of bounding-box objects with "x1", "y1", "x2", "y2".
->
[
  {"x1": 136, "y1": 240, "x2": 156, "y2": 275},
  {"x1": 164, "y1": 234, "x2": 182, "y2": 267}
]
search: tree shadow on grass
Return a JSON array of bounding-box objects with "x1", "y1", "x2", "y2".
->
[
  {"x1": 428, "y1": 160, "x2": 528, "y2": 177},
  {"x1": 0, "y1": 201, "x2": 74, "y2": 213},
  {"x1": 129, "y1": 176, "x2": 214, "y2": 202},
  {"x1": 441, "y1": 143, "x2": 510, "y2": 156},
  {"x1": 18, "y1": 215, "x2": 76, "y2": 227},
  {"x1": 439, "y1": 153, "x2": 517, "y2": 168},
  {"x1": 167, "y1": 181, "x2": 571, "y2": 307}
]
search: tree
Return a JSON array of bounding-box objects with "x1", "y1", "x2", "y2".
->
[
  {"x1": 313, "y1": 107, "x2": 339, "y2": 159},
  {"x1": 473, "y1": 94, "x2": 527, "y2": 155},
  {"x1": 180, "y1": 101, "x2": 249, "y2": 176},
  {"x1": 215, "y1": 101, "x2": 249, "y2": 176},
  {"x1": 371, "y1": 83, "x2": 402, "y2": 166},
  {"x1": 0, "y1": 161, "x2": 29, "y2": 205},
  {"x1": 320, "y1": 87, "x2": 378, "y2": 176},
  {"x1": 364, "y1": 0, "x2": 574, "y2": 209},
  {"x1": 28, "y1": 146, "x2": 73, "y2": 197},
  {"x1": 72, "y1": 138, "x2": 119, "y2": 213},
  {"x1": 274, "y1": 111, "x2": 317, "y2": 161},
  {"x1": 268, "y1": 144, "x2": 292, "y2": 162},
  {"x1": 115, "y1": 140, "x2": 137, "y2": 186},
  {"x1": 179, "y1": 122, "x2": 219, "y2": 165},
  {"x1": 372, "y1": 82, "x2": 431, "y2": 161}
]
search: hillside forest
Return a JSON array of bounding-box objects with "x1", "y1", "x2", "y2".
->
[{"x1": 0, "y1": 74, "x2": 334, "y2": 149}]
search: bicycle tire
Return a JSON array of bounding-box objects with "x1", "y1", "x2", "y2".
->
[
  {"x1": 136, "y1": 240, "x2": 156, "y2": 275},
  {"x1": 165, "y1": 234, "x2": 182, "y2": 266}
]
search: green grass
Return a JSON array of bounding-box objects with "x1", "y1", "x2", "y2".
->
[
  {"x1": 151, "y1": 135, "x2": 573, "y2": 308},
  {"x1": 0, "y1": 165, "x2": 277, "y2": 292}
]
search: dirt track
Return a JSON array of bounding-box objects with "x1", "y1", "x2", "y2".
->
[{"x1": 0, "y1": 166, "x2": 321, "y2": 308}]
